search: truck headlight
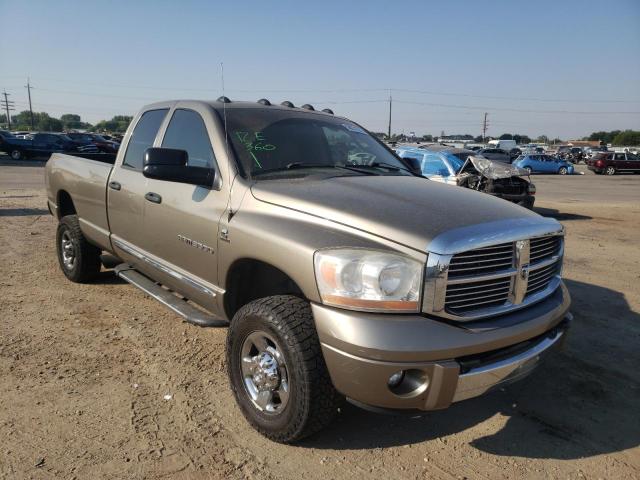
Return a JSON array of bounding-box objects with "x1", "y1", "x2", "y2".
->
[{"x1": 314, "y1": 249, "x2": 423, "y2": 312}]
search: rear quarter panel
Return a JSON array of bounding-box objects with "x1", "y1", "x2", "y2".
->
[{"x1": 46, "y1": 153, "x2": 113, "y2": 250}]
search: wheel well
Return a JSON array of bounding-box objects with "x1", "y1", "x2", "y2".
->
[
  {"x1": 224, "y1": 259, "x2": 305, "y2": 320},
  {"x1": 57, "y1": 190, "x2": 76, "y2": 218}
]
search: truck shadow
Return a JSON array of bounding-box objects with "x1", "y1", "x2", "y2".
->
[
  {"x1": 302, "y1": 279, "x2": 640, "y2": 461},
  {"x1": 534, "y1": 207, "x2": 591, "y2": 221},
  {"x1": 0, "y1": 156, "x2": 46, "y2": 167},
  {"x1": 0, "y1": 207, "x2": 49, "y2": 216}
]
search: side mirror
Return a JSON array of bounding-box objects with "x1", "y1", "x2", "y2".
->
[
  {"x1": 401, "y1": 156, "x2": 423, "y2": 176},
  {"x1": 143, "y1": 147, "x2": 215, "y2": 186}
]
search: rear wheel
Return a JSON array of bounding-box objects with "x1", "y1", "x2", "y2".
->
[
  {"x1": 558, "y1": 166, "x2": 568, "y2": 175},
  {"x1": 226, "y1": 295, "x2": 342, "y2": 443},
  {"x1": 605, "y1": 166, "x2": 616, "y2": 176},
  {"x1": 10, "y1": 149, "x2": 23, "y2": 160},
  {"x1": 56, "y1": 215, "x2": 101, "y2": 282}
]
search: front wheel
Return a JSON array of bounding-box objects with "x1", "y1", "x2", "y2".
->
[
  {"x1": 524, "y1": 166, "x2": 533, "y2": 175},
  {"x1": 558, "y1": 166, "x2": 568, "y2": 175},
  {"x1": 605, "y1": 166, "x2": 616, "y2": 176},
  {"x1": 226, "y1": 295, "x2": 342, "y2": 443},
  {"x1": 10, "y1": 149, "x2": 23, "y2": 160}
]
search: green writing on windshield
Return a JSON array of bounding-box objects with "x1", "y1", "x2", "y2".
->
[{"x1": 234, "y1": 131, "x2": 277, "y2": 168}]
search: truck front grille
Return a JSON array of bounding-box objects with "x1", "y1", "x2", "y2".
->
[
  {"x1": 530, "y1": 235, "x2": 561, "y2": 263},
  {"x1": 526, "y1": 262, "x2": 559, "y2": 295},
  {"x1": 448, "y1": 242, "x2": 514, "y2": 278},
  {"x1": 424, "y1": 232, "x2": 564, "y2": 321},
  {"x1": 445, "y1": 276, "x2": 512, "y2": 313}
]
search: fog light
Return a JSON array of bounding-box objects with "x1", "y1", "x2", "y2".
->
[
  {"x1": 387, "y1": 369, "x2": 430, "y2": 397},
  {"x1": 388, "y1": 370, "x2": 405, "y2": 388}
]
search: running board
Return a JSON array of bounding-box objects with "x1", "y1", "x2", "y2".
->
[{"x1": 115, "y1": 264, "x2": 228, "y2": 327}]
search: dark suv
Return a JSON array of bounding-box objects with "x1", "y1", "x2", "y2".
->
[{"x1": 588, "y1": 152, "x2": 640, "y2": 175}]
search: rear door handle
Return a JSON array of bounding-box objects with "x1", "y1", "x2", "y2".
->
[
  {"x1": 145, "y1": 192, "x2": 162, "y2": 204},
  {"x1": 108, "y1": 181, "x2": 121, "y2": 191}
]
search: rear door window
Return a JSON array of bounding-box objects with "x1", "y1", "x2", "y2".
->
[
  {"x1": 161, "y1": 109, "x2": 216, "y2": 168},
  {"x1": 122, "y1": 109, "x2": 168, "y2": 170}
]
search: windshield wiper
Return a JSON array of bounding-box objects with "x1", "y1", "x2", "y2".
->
[
  {"x1": 252, "y1": 163, "x2": 378, "y2": 176},
  {"x1": 349, "y1": 162, "x2": 415, "y2": 175}
]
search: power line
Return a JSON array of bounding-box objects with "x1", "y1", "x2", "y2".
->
[
  {"x1": 25, "y1": 78, "x2": 34, "y2": 129},
  {"x1": 482, "y1": 112, "x2": 488, "y2": 142},
  {"x1": 394, "y1": 99, "x2": 640, "y2": 115},
  {"x1": 2, "y1": 91, "x2": 15, "y2": 129}
]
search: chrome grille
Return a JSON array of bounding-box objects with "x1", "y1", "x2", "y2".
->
[
  {"x1": 526, "y1": 262, "x2": 559, "y2": 295},
  {"x1": 530, "y1": 236, "x2": 561, "y2": 263},
  {"x1": 445, "y1": 276, "x2": 512, "y2": 313},
  {"x1": 448, "y1": 242, "x2": 514, "y2": 278},
  {"x1": 424, "y1": 232, "x2": 564, "y2": 321}
]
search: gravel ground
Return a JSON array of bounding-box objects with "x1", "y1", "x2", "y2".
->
[{"x1": 1, "y1": 157, "x2": 639, "y2": 479}]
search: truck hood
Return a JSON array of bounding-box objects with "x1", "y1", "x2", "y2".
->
[{"x1": 251, "y1": 175, "x2": 547, "y2": 253}]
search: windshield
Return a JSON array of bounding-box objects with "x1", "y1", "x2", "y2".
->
[
  {"x1": 223, "y1": 108, "x2": 410, "y2": 178},
  {"x1": 441, "y1": 151, "x2": 469, "y2": 172}
]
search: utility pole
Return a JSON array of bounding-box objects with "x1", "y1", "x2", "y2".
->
[
  {"x1": 387, "y1": 89, "x2": 392, "y2": 139},
  {"x1": 25, "y1": 78, "x2": 34, "y2": 130},
  {"x1": 482, "y1": 112, "x2": 489, "y2": 143},
  {"x1": 2, "y1": 91, "x2": 15, "y2": 129}
]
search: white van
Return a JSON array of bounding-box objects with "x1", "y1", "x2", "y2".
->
[{"x1": 488, "y1": 139, "x2": 517, "y2": 151}]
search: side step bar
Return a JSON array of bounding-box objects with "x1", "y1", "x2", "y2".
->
[{"x1": 115, "y1": 264, "x2": 228, "y2": 328}]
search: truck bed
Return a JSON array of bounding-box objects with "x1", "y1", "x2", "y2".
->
[{"x1": 45, "y1": 153, "x2": 114, "y2": 250}]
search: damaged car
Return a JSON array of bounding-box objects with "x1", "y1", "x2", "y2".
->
[{"x1": 395, "y1": 145, "x2": 536, "y2": 209}]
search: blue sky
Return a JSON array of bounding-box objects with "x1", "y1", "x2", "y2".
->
[{"x1": 1, "y1": 0, "x2": 639, "y2": 138}]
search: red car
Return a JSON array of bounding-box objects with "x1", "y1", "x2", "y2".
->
[{"x1": 587, "y1": 152, "x2": 640, "y2": 175}]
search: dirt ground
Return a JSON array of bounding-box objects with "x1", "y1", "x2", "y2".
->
[{"x1": 1, "y1": 158, "x2": 639, "y2": 479}]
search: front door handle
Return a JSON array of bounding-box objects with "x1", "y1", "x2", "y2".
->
[
  {"x1": 145, "y1": 192, "x2": 162, "y2": 204},
  {"x1": 108, "y1": 181, "x2": 121, "y2": 191}
]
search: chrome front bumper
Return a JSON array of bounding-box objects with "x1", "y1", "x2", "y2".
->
[
  {"x1": 452, "y1": 327, "x2": 565, "y2": 402},
  {"x1": 314, "y1": 283, "x2": 571, "y2": 412}
]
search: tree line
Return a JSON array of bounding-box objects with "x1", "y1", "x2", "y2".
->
[
  {"x1": 377, "y1": 130, "x2": 640, "y2": 146},
  {"x1": 582, "y1": 130, "x2": 640, "y2": 146},
  {"x1": 2, "y1": 110, "x2": 639, "y2": 145},
  {"x1": 0, "y1": 111, "x2": 132, "y2": 133}
]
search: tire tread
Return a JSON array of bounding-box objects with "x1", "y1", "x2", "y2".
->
[{"x1": 226, "y1": 295, "x2": 342, "y2": 443}]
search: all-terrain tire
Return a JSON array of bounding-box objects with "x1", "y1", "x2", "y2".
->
[
  {"x1": 226, "y1": 295, "x2": 343, "y2": 443},
  {"x1": 56, "y1": 214, "x2": 101, "y2": 282}
]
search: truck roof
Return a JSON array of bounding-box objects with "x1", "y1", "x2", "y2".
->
[{"x1": 140, "y1": 98, "x2": 341, "y2": 118}]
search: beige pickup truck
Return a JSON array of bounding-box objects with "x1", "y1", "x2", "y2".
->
[{"x1": 45, "y1": 99, "x2": 571, "y2": 443}]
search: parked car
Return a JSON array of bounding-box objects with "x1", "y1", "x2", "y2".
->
[
  {"x1": 67, "y1": 132, "x2": 120, "y2": 153},
  {"x1": 513, "y1": 154, "x2": 574, "y2": 175},
  {"x1": 11, "y1": 131, "x2": 34, "y2": 139},
  {"x1": 487, "y1": 139, "x2": 517, "y2": 151},
  {"x1": 587, "y1": 151, "x2": 640, "y2": 175},
  {"x1": 0, "y1": 132, "x2": 98, "y2": 160},
  {"x1": 0, "y1": 130, "x2": 15, "y2": 141},
  {"x1": 476, "y1": 147, "x2": 512, "y2": 163},
  {"x1": 396, "y1": 145, "x2": 535, "y2": 208},
  {"x1": 45, "y1": 99, "x2": 571, "y2": 442},
  {"x1": 99, "y1": 134, "x2": 121, "y2": 145}
]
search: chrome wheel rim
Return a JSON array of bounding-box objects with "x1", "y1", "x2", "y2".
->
[
  {"x1": 240, "y1": 331, "x2": 290, "y2": 414},
  {"x1": 606, "y1": 167, "x2": 615, "y2": 175},
  {"x1": 61, "y1": 231, "x2": 76, "y2": 269}
]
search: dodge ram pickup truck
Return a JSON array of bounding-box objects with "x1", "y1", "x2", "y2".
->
[{"x1": 45, "y1": 98, "x2": 572, "y2": 443}]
